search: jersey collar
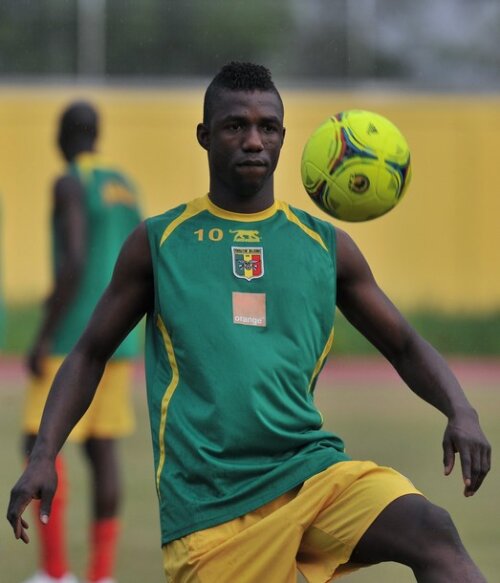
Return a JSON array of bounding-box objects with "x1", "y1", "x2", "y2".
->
[{"x1": 205, "y1": 194, "x2": 278, "y2": 222}]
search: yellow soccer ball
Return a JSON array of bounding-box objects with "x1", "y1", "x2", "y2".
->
[{"x1": 301, "y1": 110, "x2": 412, "y2": 222}]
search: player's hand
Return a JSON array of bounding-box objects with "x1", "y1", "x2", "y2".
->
[
  {"x1": 26, "y1": 337, "x2": 49, "y2": 378},
  {"x1": 442, "y1": 408, "x2": 491, "y2": 497},
  {"x1": 6, "y1": 458, "x2": 58, "y2": 543}
]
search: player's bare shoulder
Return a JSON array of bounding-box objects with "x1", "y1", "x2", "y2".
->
[
  {"x1": 335, "y1": 228, "x2": 356, "y2": 279},
  {"x1": 335, "y1": 227, "x2": 374, "y2": 284},
  {"x1": 53, "y1": 173, "x2": 84, "y2": 202},
  {"x1": 115, "y1": 221, "x2": 153, "y2": 281},
  {"x1": 101, "y1": 221, "x2": 155, "y2": 317}
]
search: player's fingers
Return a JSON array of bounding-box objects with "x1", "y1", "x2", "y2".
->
[
  {"x1": 6, "y1": 489, "x2": 32, "y2": 542},
  {"x1": 26, "y1": 351, "x2": 37, "y2": 375},
  {"x1": 18, "y1": 522, "x2": 30, "y2": 544},
  {"x1": 31, "y1": 358, "x2": 43, "y2": 378},
  {"x1": 485, "y1": 443, "x2": 492, "y2": 472},
  {"x1": 465, "y1": 449, "x2": 482, "y2": 496},
  {"x1": 38, "y1": 485, "x2": 55, "y2": 523},
  {"x1": 442, "y1": 437, "x2": 455, "y2": 475},
  {"x1": 470, "y1": 445, "x2": 492, "y2": 495},
  {"x1": 458, "y1": 449, "x2": 472, "y2": 496}
]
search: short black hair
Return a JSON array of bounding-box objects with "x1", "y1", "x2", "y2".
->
[
  {"x1": 203, "y1": 61, "x2": 283, "y2": 124},
  {"x1": 59, "y1": 100, "x2": 98, "y2": 143},
  {"x1": 58, "y1": 100, "x2": 99, "y2": 161}
]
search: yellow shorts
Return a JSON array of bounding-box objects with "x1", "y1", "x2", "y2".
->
[
  {"x1": 23, "y1": 356, "x2": 135, "y2": 442},
  {"x1": 163, "y1": 460, "x2": 423, "y2": 583}
]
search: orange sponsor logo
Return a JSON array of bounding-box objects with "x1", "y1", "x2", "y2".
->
[{"x1": 232, "y1": 292, "x2": 266, "y2": 327}]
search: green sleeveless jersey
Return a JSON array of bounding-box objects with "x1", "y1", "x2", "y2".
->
[
  {"x1": 51, "y1": 153, "x2": 141, "y2": 358},
  {"x1": 145, "y1": 195, "x2": 350, "y2": 545}
]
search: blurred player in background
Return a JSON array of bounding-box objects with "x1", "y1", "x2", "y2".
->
[
  {"x1": 21, "y1": 102, "x2": 142, "y2": 583},
  {"x1": 8, "y1": 64, "x2": 490, "y2": 583}
]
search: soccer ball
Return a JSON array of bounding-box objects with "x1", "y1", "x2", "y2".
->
[{"x1": 301, "y1": 110, "x2": 412, "y2": 222}]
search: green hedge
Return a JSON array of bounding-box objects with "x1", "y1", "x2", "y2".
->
[
  {"x1": 4, "y1": 303, "x2": 42, "y2": 354},
  {"x1": 3, "y1": 303, "x2": 500, "y2": 356},
  {"x1": 332, "y1": 310, "x2": 500, "y2": 356}
]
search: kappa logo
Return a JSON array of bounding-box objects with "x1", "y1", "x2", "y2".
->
[
  {"x1": 232, "y1": 247, "x2": 264, "y2": 281},
  {"x1": 229, "y1": 229, "x2": 261, "y2": 242}
]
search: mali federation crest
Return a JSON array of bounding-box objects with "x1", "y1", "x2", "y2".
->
[{"x1": 232, "y1": 247, "x2": 264, "y2": 281}]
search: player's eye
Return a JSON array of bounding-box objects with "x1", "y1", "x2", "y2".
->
[
  {"x1": 262, "y1": 123, "x2": 278, "y2": 133},
  {"x1": 226, "y1": 121, "x2": 243, "y2": 132}
]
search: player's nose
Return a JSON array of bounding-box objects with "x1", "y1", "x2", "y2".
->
[{"x1": 242, "y1": 126, "x2": 264, "y2": 151}]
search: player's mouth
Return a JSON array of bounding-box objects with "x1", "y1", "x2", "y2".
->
[
  {"x1": 236, "y1": 158, "x2": 267, "y2": 168},
  {"x1": 235, "y1": 160, "x2": 268, "y2": 177}
]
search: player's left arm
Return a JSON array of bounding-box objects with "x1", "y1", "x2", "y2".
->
[{"x1": 335, "y1": 228, "x2": 491, "y2": 496}]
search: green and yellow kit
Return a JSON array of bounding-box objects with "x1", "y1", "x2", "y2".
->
[
  {"x1": 51, "y1": 153, "x2": 141, "y2": 358},
  {"x1": 145, "y1": 195, "x2": 350, "y2": 545}
]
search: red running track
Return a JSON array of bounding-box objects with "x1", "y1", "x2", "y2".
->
[{"x1": 1, "y1": 356, "x2": 498, "y2": 386}]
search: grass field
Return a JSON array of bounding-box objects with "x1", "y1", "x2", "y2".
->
[{"x1": 0, "y1": 357, "x2": 498, "y2": 582}]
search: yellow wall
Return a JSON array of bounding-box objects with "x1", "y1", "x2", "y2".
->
[{"x1": 1, "y1": 87, "x2": 499, "y2": 312}]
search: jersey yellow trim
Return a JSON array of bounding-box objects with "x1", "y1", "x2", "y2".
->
[
  {"x1": 159, "y1": 196, "x2": 329, "y2": 249},
  {"x1": 155, "y1": 315, "x2": 180, "y2": 498},
  {"x1": 72, "y1": 152, "x2": 101, "y2": 186},
  {"x1": 159, "y1": 196, "x2": 209, "y2": 246},
  {"x1": 207, "y1": 195, "x2": 278, "y2": 222},
  {"x1": 277, "y1": 201, "x2": 328, "y2": 251},
  {"x1": 308, "y1": 323, "x2": 335, "y2": 393},
  {"x1": 74, "y1": 151, "x2": 101, "y2": 168}
]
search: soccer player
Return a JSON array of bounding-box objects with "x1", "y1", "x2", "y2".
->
[
  {"x1": 8, "y1": 64, "x2": 490, "y2": 583},
  {"x1": 20, "y1": 102, "x2": 142, "y2": 583}
]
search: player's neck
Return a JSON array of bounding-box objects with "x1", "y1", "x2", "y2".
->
[
  {"x1": 66, "y1": 145, "x2": 96, "y2": 163},
  {"x1": 208, "y1": 185, "x2": 275, "y2": 214}
]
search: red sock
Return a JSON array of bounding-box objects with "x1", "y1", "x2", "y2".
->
[
  {"x1": 87, "y1": 517, "x2": 120, "y2": 582},
  {"x1": 32, "y1": 455, "x2": 68, "y2": 578}
]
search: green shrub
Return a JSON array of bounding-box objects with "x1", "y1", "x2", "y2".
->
[{"x1": 4, "y1": 303, "x2": 500, "y2": 356}]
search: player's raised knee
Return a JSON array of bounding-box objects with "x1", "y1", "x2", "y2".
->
[{"x1": 416, "y1": 501, "x2": 460, "y2": 546}]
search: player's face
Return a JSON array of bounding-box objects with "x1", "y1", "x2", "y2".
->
[{"x1": 199, "y1": 90, "x2": 285, "y2": 198}]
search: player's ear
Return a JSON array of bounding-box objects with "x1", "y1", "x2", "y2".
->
[
  {"x1": 281, "y1": 127, "x2": 286, "y2": 146},
  {"x1": 197, "y1": 123, "x2": 210, "y2": 151}
]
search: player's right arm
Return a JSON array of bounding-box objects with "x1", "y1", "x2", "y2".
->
[
  {"x1": 27, "y1": 175, "x2": 87, "y2": 377},
  {"x1": 7, "y1": 222, "x2": 154, "y2": 543}
]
